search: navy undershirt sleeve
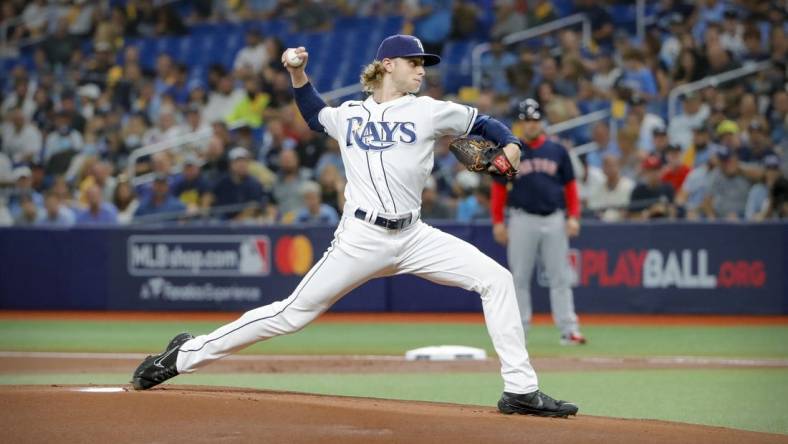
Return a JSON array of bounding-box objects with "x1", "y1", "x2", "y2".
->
[
  {"x1": 469, "y1": 114, "x2": 522, "y2": 148},
  {"x1": 292, "y1": 81, "x2": 327, "y2": 132}
]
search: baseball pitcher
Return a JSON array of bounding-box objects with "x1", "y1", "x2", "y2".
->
[{"x1": 132, "y1": 35, "x2": 578, "y2": 417}]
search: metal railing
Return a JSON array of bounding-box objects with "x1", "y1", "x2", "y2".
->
[
  {"x1": 471, "y1": 13, "x2": 591, "y2": 88},
  {"x1": 545, "y1": 109, "x2": 610, "y2": 136},
  {"x1": 667, "y1": 60, "x2": 773, "y2": 121}
]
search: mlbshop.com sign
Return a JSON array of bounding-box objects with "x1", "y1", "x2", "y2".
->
[{"x1": 127, "y1": 235, "x2": 271, "y2": 277}]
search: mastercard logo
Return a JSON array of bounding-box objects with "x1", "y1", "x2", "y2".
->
[{"x1": 275, "y1": 235, "x2": 314, "y2": 275}]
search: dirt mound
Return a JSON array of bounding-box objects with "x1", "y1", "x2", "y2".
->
[{"x1": 1, "y1": 385, "x2": 784, "y2": 444}]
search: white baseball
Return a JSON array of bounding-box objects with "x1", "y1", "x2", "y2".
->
[{"x1": 286, "y1": 49, "x2": 303, "y2": 67}]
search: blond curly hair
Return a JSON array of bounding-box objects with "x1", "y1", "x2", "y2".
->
[{"x1": 360, "y1": 61, "x2": 386, "y2": 93}]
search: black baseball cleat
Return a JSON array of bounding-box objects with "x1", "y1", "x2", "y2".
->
[
  {"x1": 498, "y1": 390, "x2": 579, "y2": 417},
  {"x1": 131, "y1": 332, "x2": 194, "y2": 390}
]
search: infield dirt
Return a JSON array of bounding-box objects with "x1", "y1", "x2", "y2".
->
[{"x1": 1, "y1": 385, "x2": 786, "y2": 444}]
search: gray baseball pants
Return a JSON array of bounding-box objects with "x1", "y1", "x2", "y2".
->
[{"x1": 507, "y1": 209, "x2": 580, "y2": 336}]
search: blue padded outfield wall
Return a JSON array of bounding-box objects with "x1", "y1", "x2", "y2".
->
[{"x1": 0, "y1": 222, "x2": 786, "y2": 314}]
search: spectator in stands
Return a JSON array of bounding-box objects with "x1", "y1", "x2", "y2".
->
[
  {"x1": 574, "y1": 0, "x2": 614, "y2": 48},
  {"x1": 43, "y1": 110, "x2": 83, "y2": 174},
  {"x1": 136, "y1": 152, "x2": 178, "y2": 201},
  {"x1": 720, "y1": 9, "x2": 745, "y2": 58},
  {"x1": 144, "y1": 110, "x2": 183, "y2": 145},
  {"x1": 59, "y1": 90, "x2": 87, "y2": 134},
  {"x1": 172, "y1": 154, "x2": 209, "y2": 213},
  {"x1": 0, "y1": 152, "x2": 12, "y2": 186},
  {"x1": 226, "y1": 76, "x2": 270, "y2": 129},
  {"x1": 480, "y1": 38, "x2": 517, "y2": 95},
  {"x1": 676, "y1": 153, "x2": 713, "y2": 221},
  {"x1": 75, "y1": 184, "x2": 118, "y2": 225},
  {"x1": 706, "y1": 42, "x2": 737, "y2": 76},
  {"x1": 629, "y1": 155, "x2": 675, "y2": 220},
  {"x1": 591, "y1": 50, "x2": 620, "y2": 97},
  {"x1": 651, "y1": 126, "x2": 671, "y2": 160},
  {"x1": 258, "y1": 117, "x2": 297, "y2": 171},
  {"x1": 13, "y1": 192, "x2": 40, "y2": 226},
  {"x1": 207, "y1": 147, "x2": 275, "y2": 222},
  {"x1": 619, "y1": 49, "x2": 659, "y2": 99},
  {"x1": 673, "y1": 48, "x2": 704, "y2": 88},
  {"x1": 274, "y1": 149, "x2": 308, "y2": 217},
  {"x1": 613, "y1": 125, "x2": 643, "y2": 180},
  {"x1": 315, "y1": 139, "x2": 344, "y2": 179},
  {"x1": 742, "y1": 28, "x2": 768, "y2": 62},
  {"x1": 287, "y1": 0, "x2": 331, "y2": 33},
  {"x1": 766, "y1": 90, "x2": 787, "y2": 144},
  {"x1": 154, "y1": 4, "x2": 187, "y2": 36},
  {"x1": 35, "y1": 190, "x2": 75, "y2": 227},
  {"x1": 292, "y1": 180, "x2": 339, "y2": 225},
  {"x1": 201, "y1": 135, "x2": 229, "y2": 187},
  {"x1": 455, "y1": 171, "x2": 484, "y2": 222},
  {"x1": 78, "y1": 160, "x2": 116, "y2": 204},
  {"x1": 703, "y1": 146, "x2": 751, "y2": 220},
  {"x1": 575, "y1": 153, "x2": 605, "y2": 206},
  {"x1": 421, "y1": 176, "x2": 452, "y2": 221},
  {"x1": 1, "y1": 106, "x2": 42, "y2": 164},
  {"x1": 661, "y1": 144, "x2": 690, "y2": 193},
  {"x1": 628, "y1": 94, "x2": 665, "y2": 153},
  {"x1": 403, "y1": 0, "x2": 452, "y2": 56},
  {"x1": 234, "y1": 29, "x2": 268, "y2": 77},
  {"x1": 588, "y1": 155, "x2": 635, "y2": 222},
  {"x1": 490, "y1": 1, "x2": 527, "y2": 40},
  {"x1": 181, "y1": 104, "x2": 210, "y2": 136},
  {"x1": 31, "y1": 86, "x2": 55, "y2": 133},
  {"x1": 746, "y1": 120, "x2": 776, "y2": 162},
  {"x1": 1, "y1": 77, "x2": 35, "y2": 118},
  {"x1": 764, "y1": 172, "x2": 788, "y2": 220},
  {"x1": 113, "y1": 177, "x2": 139, "y2": 225},
  {"x1": 536, "y1": 81, "x2": 578, "y2": 124},
  {"x1": 42, "y1": 16, "x2": 79, "y2": 68},
  {"x1": 715, "y1": 119, "x2": 749, "y2": 160},
  {"x1": 317, "y1": 163, "x2": 345, "y2": 214},
  {"x1": 134, "y1": 173, "x2": 186, "y2": 220},
  {"x1": 165, "y1": 64, "x2": 191, "y2": 105},
  {"x1": 746, "y1": 154, "x2": 783, "y2": 221},
  {"x1": 682, "y1": 124, "x2": 714, "y2": 168},
  {"x1": 7, "y1": 167, "x2": 42, "y2": 222},
  {"x1": 668, "y1": 92, "x2": 710, "y2": 149}
]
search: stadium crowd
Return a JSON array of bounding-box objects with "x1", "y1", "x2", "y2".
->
[{"x1": 0, "y1": 0, "x2": 786, "y2": 227}]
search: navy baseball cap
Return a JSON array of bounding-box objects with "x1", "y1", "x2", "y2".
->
[{"x1": 375, "y1": 35, "x2": 441, "y2": 66}]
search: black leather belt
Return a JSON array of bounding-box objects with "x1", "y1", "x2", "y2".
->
[{"x1": 354, "y1": 209, "x2": 415, "y2": 230}]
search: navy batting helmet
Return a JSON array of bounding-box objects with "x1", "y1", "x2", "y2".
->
[{"x1": 516, "y1": 99, "x2": 542, "y2": 121}]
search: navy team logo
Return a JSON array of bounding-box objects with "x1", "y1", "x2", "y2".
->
[{"x1": 345, "y1": 117, "x2": 417, "y2": 151}]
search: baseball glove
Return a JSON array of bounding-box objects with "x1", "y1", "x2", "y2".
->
[{"x1": 449, "y1": 137, "x2": 518, "y2": 179}]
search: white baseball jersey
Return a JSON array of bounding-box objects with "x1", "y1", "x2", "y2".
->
[
  {"x1": 176, "y1": 92, "x2": 540, "y2": 396},
  {"x1": 318, "y1": 95, "x2": 478, "y2": 214}
]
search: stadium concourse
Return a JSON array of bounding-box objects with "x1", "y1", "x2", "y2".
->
[{"x1": 0, "y1": 0, "x2": 786, "y2": 226}]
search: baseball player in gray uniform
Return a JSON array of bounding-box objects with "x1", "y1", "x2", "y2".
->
[
  {"x1": 132, "y1": 35, "x2": 578, "y2": 417},
  {"x1": 490, "y1": 100, "x2": 586, "y2": 345}
]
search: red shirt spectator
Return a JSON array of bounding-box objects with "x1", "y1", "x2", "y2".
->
[{"x1": 661, "y1": 144, "x2": 690, "y2": 192}]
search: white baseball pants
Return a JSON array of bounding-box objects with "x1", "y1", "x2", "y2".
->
[{"x1": 177, "y1": 215, "x2": 539, "y2": 394}]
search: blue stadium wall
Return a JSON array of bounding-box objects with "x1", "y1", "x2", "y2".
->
[{"x1": 0, "y1": 222, "x2": 785, "y2": 314}]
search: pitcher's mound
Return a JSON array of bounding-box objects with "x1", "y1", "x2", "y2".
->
[{"x1": 0, "y1": 385, "x2": 783, "y2": 443}]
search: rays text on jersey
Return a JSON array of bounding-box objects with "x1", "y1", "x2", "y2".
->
[{"x1": 345, "y1": 117, "x2": 417, "y2": 151}]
